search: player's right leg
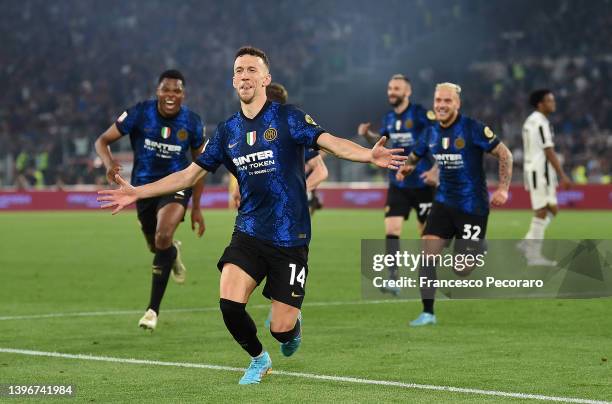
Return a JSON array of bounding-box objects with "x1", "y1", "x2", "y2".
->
[
  {"x1": 217, "y1": 232, "x2": 270, "y2": 384},
  {"x1": 219, "y1": 263, "x2": 270, "y2": 385},
  {"x1": 410, "y1": 202, "x2": 454, "y2": 326}
]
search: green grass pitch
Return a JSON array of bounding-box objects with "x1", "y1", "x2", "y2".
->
[{"x1": 0, "y1": 209, "x2": 610, "y2": 403}]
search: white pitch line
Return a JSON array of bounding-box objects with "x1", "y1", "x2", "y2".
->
[
  {"x1": 0, "y1": 347, "x2": 608, "y2": 404},
  {"x1": 0, "y1": 299, "x2": 410, "y2": 321}
]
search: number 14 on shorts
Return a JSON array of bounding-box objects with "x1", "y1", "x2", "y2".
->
[{"x1": 289, "y1": 264, "x2": 306, "y2": 288}]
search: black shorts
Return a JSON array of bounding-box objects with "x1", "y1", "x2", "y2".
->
[
  {"x1": 217, "y1": 231, "x2": 309, "y2": 309},
  {"x1": 385, "y1": 185, "x2": 435, "y2": 223},
  {"x1": 423, "y1": 201, "x2": 488, "y2": 240},
  {"x1": 136, "y1": 189, "x2": 192, "y2": 234}
]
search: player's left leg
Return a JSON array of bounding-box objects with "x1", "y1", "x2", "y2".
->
[
  {"x1": 383, "y1": 185, "x2": 411, "y2": 295},
  {"x1": 270, "y1": 300, "x2": 302, "y2": 357},
  {"x1": 412, "y1": 186, "x2": 434, "y2": 237},
  {"x1": 262, "y1": 243, "x2": 308, "y2": 357},
  {"x1": 520, "y1": 184, "x2": 558, "y2": 266}
]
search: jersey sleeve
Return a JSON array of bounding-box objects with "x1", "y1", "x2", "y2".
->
[
  {"x1": 537, "y1": 122, "x2": 555, "y2": 148},
  {"x1": 304, "y1": 148, "x2": 319, "y2": 162},
  {"x1": 471, "y1": 120, "x2": 501, "y2": 152},
  {"x1": 190, "y1": 115, "x2": 205, "y2": 150},
  {"x1": 286, "y1": 105, "x2": 326, "y2": 148},
  {"x1": 412, "y1": 127, "x2": 430, "y2": 158},
  {"x1": 416, "y1": 105, "x2": 435, "y2": 132},
  {"x1": 114, "y1": 103, "x2": 141, "y2": 136},
  {"x1": 195, "y1": 123, "x2": 226, "y2": 173}
]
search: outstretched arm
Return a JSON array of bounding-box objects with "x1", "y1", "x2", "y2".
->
[
  {"x1": 316, "y1": 133, "x2": 407, "y2": 169},
  {"x1": 488, "y1": 142, "x2": 513, "y2": 206},
  {"x1": 98, "y1": 162, "x2": 207, "y2": 214}
]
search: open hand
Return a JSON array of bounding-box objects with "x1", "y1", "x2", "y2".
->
[
  {"x1": 371, "y1": 137, "x2": 408, "y2": 170},
  {"x1": 97, "y1": 174, "x2": 138, "y2": 214}
]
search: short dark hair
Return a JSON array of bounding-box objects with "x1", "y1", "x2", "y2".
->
[
  {"x1": 529, "y1": 89, "x2": 552, "y2": 108},
  {"x1": 390, "y1": 74, "x2": 411, "y2": 85},
  {"x1": 158, "y1": 69, "x2": 186, "y2": 86},
  {"x1": 266, "y1": 83, "x2": 288, "y2": 104},
  {"x1": 235, "y1": 46, "x2": 270, "y2": 69}
]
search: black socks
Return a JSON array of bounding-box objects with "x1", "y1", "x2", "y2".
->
[
  {"x1": 147, "y1": 245, "x2": 177, "y2": 314},
  {"x1": 219, "y1": 299, "x2": 263, "y2": 357},
  {"x1": 270, "y1": 319, "x2": 301, "y2": 343}
]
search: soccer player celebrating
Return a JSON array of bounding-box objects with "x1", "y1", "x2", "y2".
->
[
  {"x1": 98, "y1": 47, "x2": 407, "y2": 384},
  {"x1": 231, "y1": 82, "x2": 329, "y2": 215},
  {"x1": 398, "y1": 82, "x2": 513, "y2": 326},
  {"x1": 94, "y1": 70, "x2": 206, "y2": 331},
  {"x1": 518, "y1": 89, "x2": 571, "y2": 266},
  {"x1": 358, "y1": 74, "x2": 437, "y2": 294}
]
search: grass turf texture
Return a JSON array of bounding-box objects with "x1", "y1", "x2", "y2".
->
[{"x1": 0, "y1": 209, "x2": 610, "y2": 403}]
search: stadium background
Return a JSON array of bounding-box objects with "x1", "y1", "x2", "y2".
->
[
  {"x1": 1, "y1": 0, "x2": 610, "y2": 194},
  {"x1": 1, "y1": 1, "x2": 611, "y2": 403}
]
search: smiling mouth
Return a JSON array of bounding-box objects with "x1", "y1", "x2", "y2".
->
[{"x1": 164, "y1": 100, "x2": 177, "y2": 108}]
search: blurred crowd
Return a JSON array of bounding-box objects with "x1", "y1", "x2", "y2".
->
[{"x1": 1, "y1": 0, "x2": 609, "y2": 188}]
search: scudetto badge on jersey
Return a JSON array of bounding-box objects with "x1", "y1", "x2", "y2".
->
[
  {"x1": 246, "y1": 130, "x2": 257, "y2": 146},
  {"x1": 161, "y1": 127, "x2": 171, "y2": 139},
  {"x1": 442, "y1": 137, "x2": 450, "y2": 150}
]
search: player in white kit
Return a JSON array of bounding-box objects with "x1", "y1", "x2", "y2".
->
[{"x1": 518, "y1": 89, "x2": 571, "y2": 266}]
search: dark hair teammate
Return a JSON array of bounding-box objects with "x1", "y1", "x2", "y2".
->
[
  {"x1": 98, "y1": 46, "x2": 407, "y2": 384},
  {"x1": 94, "y1": 70, "x2": 206, "y2": 331}
]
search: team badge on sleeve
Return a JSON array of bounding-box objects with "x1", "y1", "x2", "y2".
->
[
  {"x1": 305, "y1": 114, "x2": 317, "y2": 125},
  {"x1": 246, "y1": 131, "x2": 257, "y2": 146},
  {"x1": 117, "y1": 111, "x2": 128, "y2": 123},
  {"x1": 484, "y1": 126, "x2": 495, "y2": 139},
  {"x1": 426, "y1": 110, "x2": 436, "y2": 120}
]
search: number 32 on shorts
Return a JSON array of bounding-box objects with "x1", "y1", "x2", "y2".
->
[
  {"x1": 462, "y1": 224, "x2": 481, "y2": 240},
  {"x1": 289, "y1": 263, "x2": 306, "y2": 288}
]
